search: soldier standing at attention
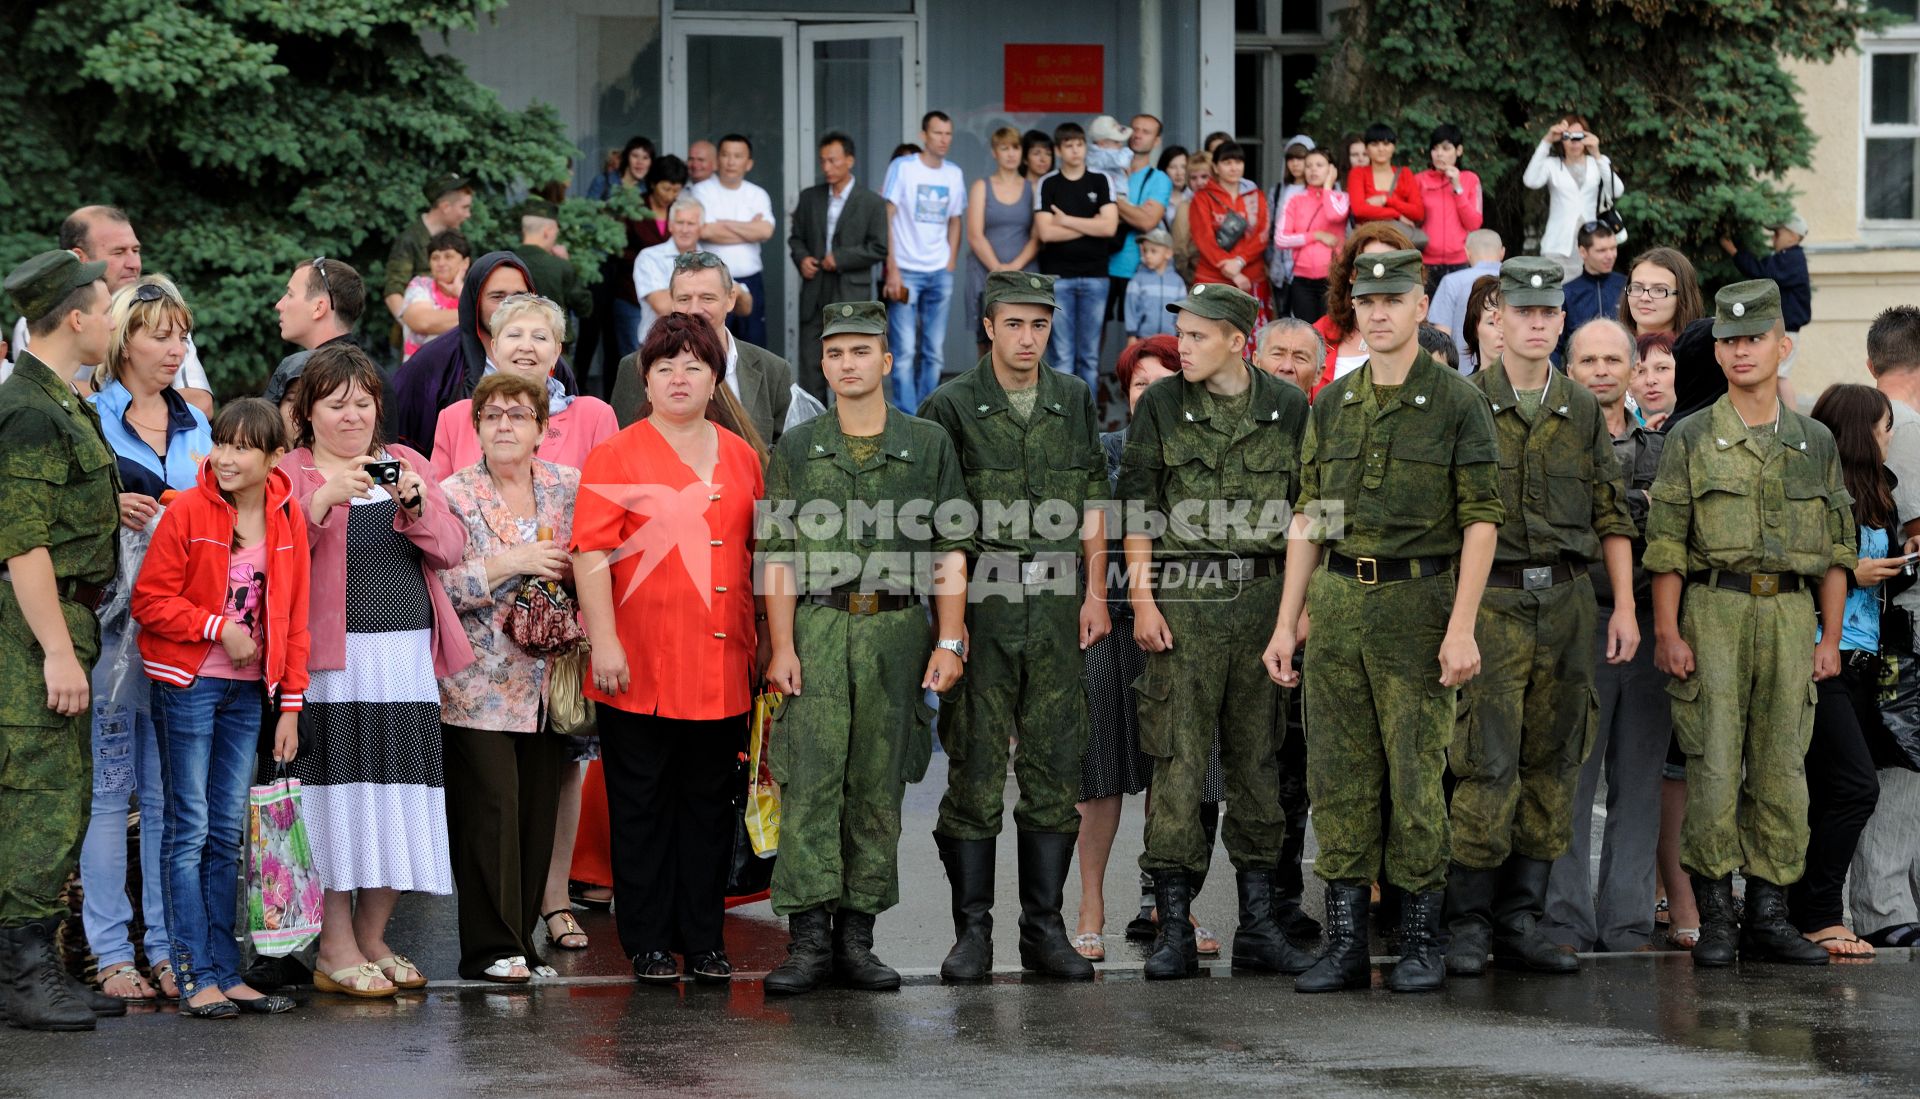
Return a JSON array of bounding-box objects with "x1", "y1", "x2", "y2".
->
[
  {"x1": 0, "y1": 251, "x2": 124, "y2": 1031},
  {"x1": 759, "y1": 301, "x2": 970, "y2": 995},
  {"x1": 917, "y1": 270, "x2": 1111, "y2": 982},
  {"x1": 1118, "y1": 283, "x2": 1313, "y2": 979},
  {"x1": 1445, "y1": 258, "x2": 1639, "y2": 977},
  {"x1": 1261, "y1": 249, "x2": 1504, "y2": 994},
  {"x1": 1645, "y1": 279, "x2": 1854, "y2": 968}
]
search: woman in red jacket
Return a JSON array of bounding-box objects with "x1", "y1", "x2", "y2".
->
[
  {"x1": 134, "y1": 398, "x2": 311, "y2": 1018},
  {"x1": 1413, "y1": 124, "x2": 1483, "y2": 290},
  {"x1": 1189, "y1": 142, "x2": 1271, "y2": 299},
  {"x1": 1347, "y1": 122, "x2": 1425, "y2": 230}
]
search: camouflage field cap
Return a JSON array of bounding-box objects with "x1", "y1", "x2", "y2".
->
[
  {"x1": 822, "y1": 300, "x2": 888, "y2": 338},
  {"x1": 1166, "y1": 282, "x2": 1258, "y2": 336},
  {"x1": 4, "y1": 250, "x2": 108, "y2": 325},
  {"x1": 1712, "y1": 279, "x2": 1782, "y2": 339},
  {"x1": 1350, "y1": 249, "x2": 1423, "y2": 297},
  {"x1": 425, "y1": 173, "x2": 472, "y2": 204},
  {"x1": 1499, "y1": 256, "x2": 1565, "y2": 308},
  {"x1": 519, "y1": 198, "x2": 559, "y2": 221},
  {"x1": 983, "y1": 270, "x2": 1057, "y2": 310}
]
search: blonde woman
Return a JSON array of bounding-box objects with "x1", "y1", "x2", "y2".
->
[
  {"x1": 966, "y1": 127, "x2": 1041, "y2": 353},
  {"x1": 83, "y1": 275, "x2": 213, "y2": 1002}
]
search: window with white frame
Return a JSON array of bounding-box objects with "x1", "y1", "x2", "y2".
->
[{"x1": 1865, "y1": 1, "x2": 1920, "y2": 222}]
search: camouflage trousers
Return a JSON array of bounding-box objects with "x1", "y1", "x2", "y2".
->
[
  {"x1": 1304, "y1": 565, "x2": 1457, "y2": 893},
  {"x1": 936, "y1": 590, "x2": 1087, "y2": 840},
  {"x1": 0, "y1": 721, "x2": 92, "y2": 926},
  {"x1": 1138, "y1": 573, "x2": 1288, "y2": 875},
  {"x1": 768, "y1": 603, "x2": 934, "y2": 916},
  {"x1": 1450, "y1": 576, "x2": 1599, "y2": 869},
  {"x1": 1669, "y1": 584, "x2": 1818, "y2": 884}
]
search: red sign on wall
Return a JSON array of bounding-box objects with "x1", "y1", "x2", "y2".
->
[{"x1": 1004, "y1": 44, "x2": 1104, "y2": 113}]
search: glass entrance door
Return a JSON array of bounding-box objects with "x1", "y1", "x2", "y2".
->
[{"x1": 668, "y1": 18, "x2": 918, "y2": 362}]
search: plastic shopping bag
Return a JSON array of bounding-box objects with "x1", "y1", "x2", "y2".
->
[
  {"x1": 246, "y1": 772, "x2": 324, "y2": 955},
  {"x1": 744, "y1": 691, "x2": 783, "y2": 857}
]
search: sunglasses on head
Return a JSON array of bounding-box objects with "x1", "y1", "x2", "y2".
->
[
  {"x1": 132, "y1": 283, "x2": 173, "y2": 304},
  {"x1": 310, "y1": 256, "x2": 335, "y2": 309},
  {"x1": 672, "y1": 251, "x2": 726, "y2": 272}
]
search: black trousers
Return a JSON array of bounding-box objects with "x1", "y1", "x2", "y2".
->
[
  {"x1": 1790, "y1": 660, "x2": 1882, "y2": 929},
  {"x1": 599, "y1": 705, "x2": 749, "y2": 958},
  {"x1": 444, "y1": 725, "x2": 568, "y2": 979},
  {"x1": 1285, "y1": 277, "x2": 1327, "y2": 323}
]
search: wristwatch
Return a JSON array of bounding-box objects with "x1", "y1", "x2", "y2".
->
[{"x1": 936, "y1": 638, "x2": 966, "y2": 659}]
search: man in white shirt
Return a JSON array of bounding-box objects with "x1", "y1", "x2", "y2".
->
[
  {"x1": 882, "y1": 110, "x2": 965, "y2": 411},
  {"x1": 691, "y1": 134, "x2": 776, "y2": 350},
  {"x1": 632, "y1": 195, "x2": 708, "y2": 346},
  {"x1": 4, "y1": 206, "x2": 213, "y2": 415}
]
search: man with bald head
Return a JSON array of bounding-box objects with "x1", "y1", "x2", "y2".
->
[
  {"x1": 1541, "y1": 317, "x2": 1673, "y2": 953},
  {"x1": 5, "y1": 206, "x2": 213, "y2": 415},
  {"x1": 686, "y1": 140, "x2": 718, "y2": 186}
]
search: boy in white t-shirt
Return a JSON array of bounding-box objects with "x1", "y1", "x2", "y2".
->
[
  {"x1": 882, "y1": 110, "x2": 965, "y2": 411},
  {"x1": 692, "y1": 133, "x2": 777, "y2": 349}
]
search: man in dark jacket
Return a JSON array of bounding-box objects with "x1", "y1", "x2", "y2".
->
[
  {"x1": 789, "y1": 131, "x2": 889, "y2": 401},
  {"x1": 1720, "y1": 214, "x2": 1811, "y2": 336},
  {"x1": 1557, "y1": 223, "x2": 1627, "y2": 363}
]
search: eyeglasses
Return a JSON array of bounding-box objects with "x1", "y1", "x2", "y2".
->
[
  {"x1": 310, "y1": 257, "x2": 335, "y2": 310},
  {"x1": 1626, "y1": 283, "x2": 1675, "y2": 301},
  {"x1": 672, "y1": 251, "x2": 726, "y2": 272},
  {"x1": 479, "y1": 407, "x2": 539, "y2": 427}
]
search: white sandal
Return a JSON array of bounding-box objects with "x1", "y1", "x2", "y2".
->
[{"x1": 480, "y1": 955, "x2": 531, "y2": 984}]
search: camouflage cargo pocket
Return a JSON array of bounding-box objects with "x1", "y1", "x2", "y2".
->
[
  {"x1": 1132, "y1": 656, "x2": 1175, "y2": 760},
  {"x1": 901, "y1": 698, "x2": 937, "y2": 784}
]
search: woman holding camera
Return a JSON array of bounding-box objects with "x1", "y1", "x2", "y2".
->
[
  {"x1": 1523, "y1": 116, "x2": 1626, "y2": 280},
  {"x1": 284, "y1": 343, "x2": 474, "y2": 997}
]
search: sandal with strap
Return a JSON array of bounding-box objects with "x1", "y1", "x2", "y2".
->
[
  {"x1": 96, "y1": 963, "x2": 156, "y2": 1001},
  {"x1": 1194, "y1": 924, "x2": 1222, "y2": 957},
  {"x1": 1071, "y1": 932, "x2": 1105, "y2": 961},
  {"x1": 371, "y1": 954, "x2": 428, "y2": 990},
  {"x1": 544, "y1": 909, "x2": 589, "y2": 951},
  {"x1": 149, "y1": 960, "x2": 179, "y2": 1001},
  {"x1": 480, "y1": 956, "x2": 532, "y2": 984},
  {"x1": 1807, "y1": 929, "x2": 1877, "y2": 959},
  {"x1": 1667, "y1": 927, "x2": 1700, "y2": 951},
  {"x1": 313, "y1": 962, "x2": 396, "y2": 999}
]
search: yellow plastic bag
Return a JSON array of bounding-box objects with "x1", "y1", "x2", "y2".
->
[{"x1": 745, "y1": 691, "x2": 783, "y2": 856}]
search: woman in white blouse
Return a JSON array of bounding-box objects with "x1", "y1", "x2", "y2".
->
[{"x1": 1523, "y1": 116, "x2": 1626, "y2": 280}]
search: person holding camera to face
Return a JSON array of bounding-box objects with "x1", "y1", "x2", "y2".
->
[{"x1": 1524, "y1": 116, "x2": 1626, "y2": 282}]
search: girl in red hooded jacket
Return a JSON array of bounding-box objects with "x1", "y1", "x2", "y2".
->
[{"x1": 133, "y1": 398, "x2": 310, "y2": 1017}]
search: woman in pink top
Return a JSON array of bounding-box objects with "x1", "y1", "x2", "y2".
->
[
  {"x1": 429, "y1": 293, "x2": 619, "y2": 483},
  {"x1": 1274, "y1": 148, "x2": 1350, "y2": 323},
  {"x1": 1413, "y1": 124, "x2": 1484, "y2": 291}
]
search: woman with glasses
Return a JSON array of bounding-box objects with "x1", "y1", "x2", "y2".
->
[
  {"x1": 1523, "y1": 115, "x2": 1626, "y2": 280},
  {"x1": 1619, "y1": 247, "x2": 1705, "y2": 340},
  {"x1": 81, "y1": 275, "x2": 214, "y2": 1004},
  {"x1": 436, "y1": 372, "x2": 580, "y2": 982}
]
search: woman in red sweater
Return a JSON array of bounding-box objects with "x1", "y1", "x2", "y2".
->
[
  {"x1": 1189, "y1": 141, "x2": 1271, "y2": 299},
  {"x1": 1347, "y1": 122, "x2": 1424, "y2": 229},
  {"x1": 134, "y1": 399, "x2": 311, "y2": 1018},
  {"x1": 1413, "y1": 124, "x2": 1483, "y2": 289}
]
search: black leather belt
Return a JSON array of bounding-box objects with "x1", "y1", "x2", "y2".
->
[
  {"x1": 1688, "y1": 569, "x2": 1803, "y2": 596},
  {"x1": 3, "y1": 572, "x2": 108, "y2": 611},
  {"x1": 806, "y1": 591, "x2": 917, "y2": 615},
  {"x1": 1171, "y1": 555, "x2": 1284, "y2": 582},
  {"x1": 1325, "y1": 551, "x2": 1453, "y2": 585},
  {"x1": 1485, "y1": 562, "x2": 1588, "y2": 591}
]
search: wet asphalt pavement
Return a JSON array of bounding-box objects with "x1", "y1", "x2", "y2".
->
[{"x1": 9, "y1": 773, "x2": 1919, "y2": 1096}]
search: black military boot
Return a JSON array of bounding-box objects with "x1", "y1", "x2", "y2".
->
[
  {"x1": 1144, "y1": 871, "x2": 1200, "y2": 980},
  {"x1": 1015, "y1": 832, "x2": 1094, "y2": 980},
  {"x1": 764, "y1": 907, "x2": 834, "y2": 996},
  {"x1": 1385, "y1": 890, "x2": 1446, "y2": 993},
  {"x1": 1739, "y1": 877, "x2": 1830, "y2": 966},
  {"x1": 1491, "y1": 856, "x2": 1578, "y2": 974},
  {"x1": 1690, "y1": 873, "x2": 1738, "y2": 968},
  {"x1": 833, "y1": 910, "x2": 902, "y2": 990},
  {"x1": 1125, "y1": 870, "x2": 1157, "y2": 942},
  {"x1": 1442, "y1": 862, "x2": 1499, "y2": 977},
  {"x1": 2, "y1": 921, "x2": 96, "y2": 1031},
  {"x1": 1295, "y1": 881, "x2": 1373, "y2": 993},
  {"x1": 934, "y1": 833, "x2": 995, "y2": 983},
  {"x1": 1274, "y1": 815, "x2": 1321, "y2": 944},
  {"x1": 1230, "y1": 868, "x2": 1317, "y2": 974}
]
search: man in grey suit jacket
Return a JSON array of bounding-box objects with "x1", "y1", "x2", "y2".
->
[
  {"x1": 789, "y1": 131, "x2": 890, "y2": 400},
  {"x1": 611, "y1": 251, "x2": 793, "y2": 445}
]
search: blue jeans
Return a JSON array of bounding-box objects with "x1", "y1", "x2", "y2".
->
[
  {"x1": 725, "y1": 271, "x2": 769, "y2": 349},
  {"x1": 887, "y1": 267, "x2": 953, "y2": 411},
  {"x1": 79, "y1": 632, "x2": 169, "y2": 971},
  {"x1": 155, "y1": 676, "x2": 265, "y2": 998},
  {"x1": 612, "y1": 297, "x2": 646, "y2": 370},
  {"x1": 1051, "y1": 276, "x2": 1109, "y2": 396}
]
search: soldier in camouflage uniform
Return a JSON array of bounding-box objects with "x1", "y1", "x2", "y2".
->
[
  {"x1": 1445, "y1": 258, "x2": 1639, "y2": 977},
  {"x1": 1646, "y1": 279, "x2": 1855, "y2": 968},
  {"x1": 916, "y1": 271, "x2": 1110, "y2": 982},
  {"x1": 0, "y1": 251, "x2": 124, "y2": 1031},
  {"x1": 758, "y1": 301, "x2": 970, "y2": 995},
  {"x1": 1117, "y1": 283, "x2": 1314, "y2": 979},
  {"x1": 1261, "y1": 249, "x2": 1505, "y2": 994}
]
